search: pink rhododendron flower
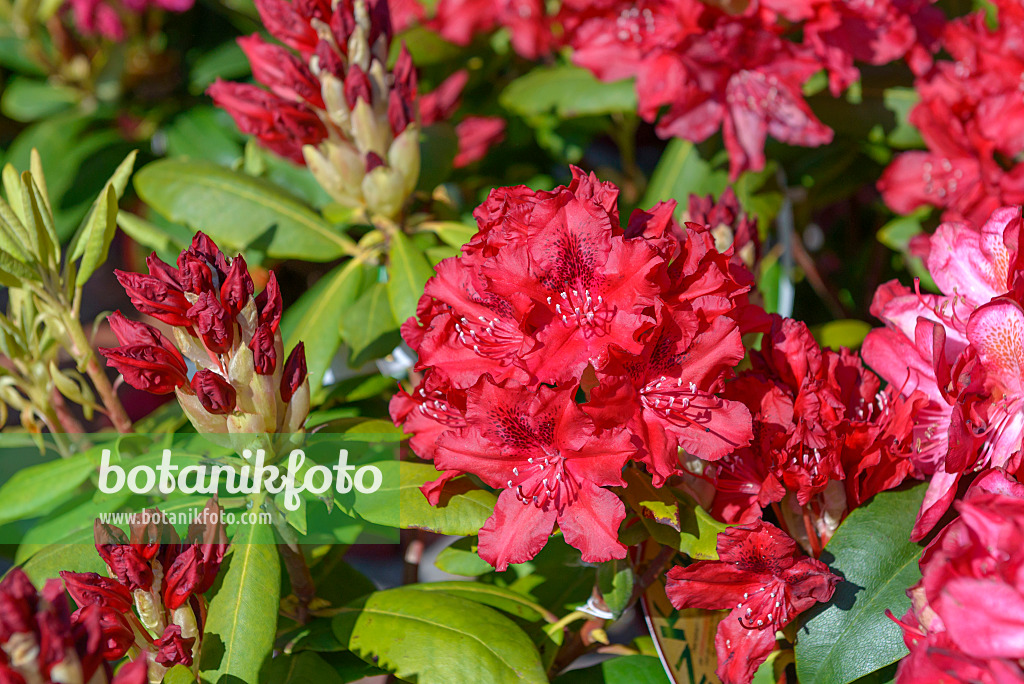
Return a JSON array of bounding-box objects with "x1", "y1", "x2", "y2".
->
[
  {"x1": 864, "y1": 206, "x2": 1024, "y2": 539},
  {"x1": 666, "y1": 520, "x2": 839, "y2": 684},
  {"x1": 65, "y1": 0, "x2": 195, "y2": 40},
  {"x1": 429, "y1": 0, "x2": 551, "y2": 58},
  {"x1": 890, "y1": 468, "x2": 1024, "y2": 684}
]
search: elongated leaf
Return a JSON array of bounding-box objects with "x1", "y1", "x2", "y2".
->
[
  {"x1": 420, "y1": 220, "x2": 477, "y2": 250},
  {"x1": 554, "y1": 655, "x2": 666, "y2": 684},
  {"x1": 0, "y1": 77, "x2": 77, "y2": 122},
  {"x1": 408, "y1": 581, "x2": 557, "y2": 622},
  {"x1": 500, "y1": 65, "x2": 637, "y2": 118},
  {"x1": 0, "y1": 248, "x2": 39, "y2": 286},
  {"x1": 387, "y1": 230, "x2": 435, "y2": 325},
  {"x1": 795, "y1": 484, "x2": 927, "y2": 684},
  {"x1": 339, "y1": 280, "x2": 400, "y2": 366},
  {"x1": 641, "y1": 139, "x2": 728, "y2": 211},
  {"x1": 18, "y1": 527, "x2": 106, "y2": 584},
  {"x1": 134, "y1": 159, "x2": 356, "y2": 261},
  {"x1": 74, "y1": 185, "x2": 118, "y2": 286},
  {"x1": 116, "y1": 211, "x2": 191, "y2": 260},
  {"x1": 0, "y1": 451, "x2": 99, "y2": 525},
  {"x1": 200, "y1": 520, "x2": 280, "y2": 684},
  {"x1": 351, "y1": 461, "x2": 496, "y2": 535},
  {"x1": 261, "y1": 651, "x2": 346, "y2": 684},
  {"x1": 281, "y1": 259, "x2": 366, "y2": 396},
  {"x1": 434, "y1": 537, "x2": 493, "y2": 577},
  {"x1": 333, "y1": 587, "x2": 548, "y2": 684}
]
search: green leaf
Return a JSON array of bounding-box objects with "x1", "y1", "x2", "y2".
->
[
  {"x1": 339, "y1": 280, "x2": 401, "y2": 366},
  {"x1": 260, "y1": 651, "x2": 346, "y2": 684},
  {"x1": 387, "y1": 230, "x2": 435, "y2": 325},
  {"x1": 333, "y1": 587, "x2": 548, "y2": 684},
  {"x1": 189, "y1": 42, "x2": 251, "y2": 94},
  {"x1": 795, "y1": 484, "x2": 927, "y2": 684},
  {"x1": 416, "y1": 123, "x2": 458, "y2": 192},
  {"x1": 200, "y1": 520, "x2": 281, "y2": 684},
  {"x1": 553, "y1": 655, "x2": 666, "y2": 684},
  {"x1": 116, "y1": 212, "x2": 191, "y2": 261},
  {"x1": 814, "y1": 320, "x2": 872, "y2": 351},
  {"x1": 74, "y1": 184, "x2": 118, "y2": 287},
  {"x1": 163, "y1": 665, "x2": 198, "y2": 684},
  {"x1": 281, "y1": 259, "x2": 367, "y2": 396},
  {"x1": 597, "y1": 559, "x2": 635, "y2": 620},
  {"x1": 641, "y1": 139, "x2": 728, "y2": 212},
  {"x1": 434, "y1": 537, "x2": 494, "y2": 577},
  {"x1": 18, "y1": 527, "x2": 106, "y2": 584},
  {"x1": 621, "y1": 471, "x2": 726, "y2": 560},
  {"x1": 0, "y1": 248, "x2": 39, "y2": 286},
  {"x1": 134, "y1": 159, "x2": 356, "y2": 261},
  {"x1": 350, "y1": 461, "x2": 496, "y2": 535},
  {"x1": 500, "y1": 65, "x2": 637, "y2": 118},
  {"x1": 420, "y1": 220, "x2": 477, "y2": 250},
  {"x1": 0, "y1": 451, "x2": 99, "y2": 526},
  {"x1": 164, "y1": 107, "x2": 244, "y2": 167},
  {"x1": 0, "y1": 77, "x2": 77, "y2": 122},
  {"x1": 408, "y1": 581, "x2": 557, "y2": 622}
]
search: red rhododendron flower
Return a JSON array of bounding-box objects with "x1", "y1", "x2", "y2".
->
[
  {"x1": 435, "y1": 379, "x2": 634, "y2": 571},
  {"x1": 453, "y1": 116, "x2": 506, "y2": 168},
  {"x1": 881, "y1": 3, "x2": 1024, "y2": 224},
  {"x1": 393, "y1": 169, "x2": 760, "y2": 567},
  {"x1": 429, "y1": 0, "x2": 551, "y2": 58},
  {"x1": 666, "y1": 520, "x2": 839, "y2": 684},
  {"x1": 890, "y1": 468, "x2": 1024, "y2": 683}
]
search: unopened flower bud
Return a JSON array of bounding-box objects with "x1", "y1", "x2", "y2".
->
[
  {"x1": 191, "y1": 370, "x2": 237, "y2": 415},
  {"x1": 281, "y1": 342, "x2": 308, "y2": 403}
]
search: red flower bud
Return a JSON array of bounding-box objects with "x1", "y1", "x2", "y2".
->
[
  {"x1": 59, "y1": 572, "x2": 134, "y2": 614},
  {"x1": 365, "y1": 151, "x2": 386, "y2": 173},
  {"x1": 238, "y1": 35, "x2": 324, "y2": 108},
  {"x1": 0, "y1": 568, "x2": 38, "y2": 641},
  {"x1": 344, "y1": 65, "x2": 372, "y2": 109},
  {"x1": 220, "y1": 254, "x2": 255, "y2": 319},
  {"x1": 114, "y1": 270, "x2": 192, "y2": 327},
  {"x1": 392, "y1": 44, "x2": 417, "y2": 102},
  {"x1": 154, "y1": 624, "x2": 196, "y2": 667},
  {"x1": 249, "y1": 323, "x2": 277, "y2": 375},
  {"x1": 252, "y1": 0, "x2": 320, "y2": 56},
  {"x1": 72, "y1": 605, "x2": 134, "y2": 660},
  {"x1": 281, "y1": 342, "x2": 307, "y2": 402},
  {"x1": 255, "y1": 271, "x2": 282, "y2": 332},
  {"x1": 94, "y1": 521, "x2": 155, "y2": 592},
  {"x1": 162, "y1": 546, "x2": 205, "y2": 611},
  {"x1": 108, "y1": 311, "x2": 183, "y2": 360},
  {"x1": 177, "y1": 252, "x2": 215, "y2": 295},
  {"x1": 128, "y1": 508, "x2": 179, "y2": 563},
  {"x1": 187, "y1": 232, "x2": 230, "y2": 280},
  {"x1": 190, "y1": 370, "x2": 237, "y2": 415},
  {"x1": 146, "y1": 253, "x2": 181, "y2": 287},
  {"x1": 187, "y1": 291, "x2": 234, "y2": 354},
  {"x1": 99, "y1": 345, "x2": 189, "y2": 395}
]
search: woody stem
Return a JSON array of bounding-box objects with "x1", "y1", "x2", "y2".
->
[
  {"x1": 278, "y1": 544, "x2": 315, "y2": 624},
  {"x1": 63, "y1": 311, "x2": 133, "y2": 433}
]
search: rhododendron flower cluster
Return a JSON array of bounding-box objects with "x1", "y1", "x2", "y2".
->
[
  {"x1": 880, "y1": 0, "x2": 1024, "y2": 225},
  {"x1": 864, "y1": 206, "x2": 1024, "y2": 539},
  {"x1": 59, "y1": 499, "x2": 227, "y2": 683},
  {"x1": 697, "y1": 315, "x2": 917, "y2": 546},
  {"x1": 65, "y1": 0, "x2": 193, "y2": 41},
  {"x1": 557, "y1": 0, "x2": 941, "y2": 179},
  {"x1": 889, "y1": 468, "x2": 1024, "y2": 684},
  {"x1": 666, "y1": 520, "x2": 839, "y2": 684},
  {"x1": 0, "y1": 568, "x2": 148, "y2": 684},
  {"x1": 391, "y1": 167, "x2": 761, "y2": 570},
  {"x1": 100, "y1": 232, "x2": 309, "y2": 442}
]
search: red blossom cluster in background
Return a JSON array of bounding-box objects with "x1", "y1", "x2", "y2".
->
[
  {"x1": 880, "y1": 0, "x2": 1024, "y2": 225},
  {"x1": 65, "y1": 0, "x2": 193, "y2": 40}
]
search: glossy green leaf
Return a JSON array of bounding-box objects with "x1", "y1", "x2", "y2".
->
[
  {"x1": 814, "y1": 320, "x2": 872, "y2": 351},
  {"x1": 795, "y1": 484, "x2": 927, "y2": 684},
  {"x1": 164, "y1": 107, "x2": 244, "y2": 167},
  {"x1": 597, "y1": 559, "x2": 635, "y2": 620},
  {"x1": 554, "y1": 655, "x2": 667, "y2": 683},
  {"x1": 351, "y1": 461, "x2": 496, "y2": 535},
  {"x1": 134, "y1": 159, "x2": 356, "y2": 261},
  {"x1": 0, "y1": 451, "x2": 99, "y2": 526},
  {"x1": 420, "y1": 220, "x2": 477, "y2": 250},
  {"x1": 281, "y1": 259, "x2": 366, "y2": 396},
  {"x1": 200, "y1": 520, "x2": 281, "y2": 684},
  {"x1": 116, "y1": 212, "x2": 191, "y2": 260},
  {"x1": 641, "y1": 139, "x2": 728, "y2": 212},
  {"x1": 408, "y1": 581, "x2": 557, "y2": 622},
  {"x1": 333, "y1": 587, "x2": 548, "y2": 684},
  {"x1": 434, "y1": 537, "x2": 493, "y2": 577},
  {"x1": 260, "y1": 651, "x2": 345, "y2": 684},
  {"x1": 163, "y1": 665, "x2": 198, "y2": 684},
  {"x1": 18, "y1": 527, "x2": 106, "y2": 584},
  {"x1": 0, "y1": 77, "x2": 77, "y2": 122},
  {"x1": 501, "y1": 65, "x2": 637, "y2": 118},
  {"x1": 387, "y1": 229, "x2": 436, "y2": 325},
  {"x1": 339, "y1": 280, "x2": 401, "y2": 366}
]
